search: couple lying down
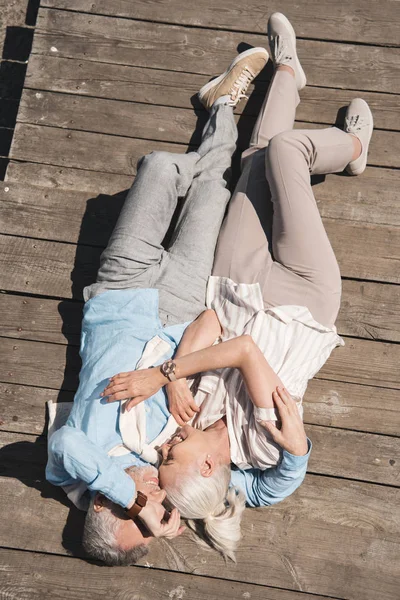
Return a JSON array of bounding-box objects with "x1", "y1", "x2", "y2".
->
[{"x1": 46, "y1": 13, "x2": 373, "y2": 565}]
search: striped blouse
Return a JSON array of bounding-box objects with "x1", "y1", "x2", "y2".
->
[{"x1": 191, "y1": 276, "x2": 344, "y2": 471}]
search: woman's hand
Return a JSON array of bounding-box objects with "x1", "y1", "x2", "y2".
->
[
  {"x1": 260, "y1": 387, "x2": 308, "y2": 456},
  {"x1": 101, "y1": 368, "x2": 165, "y2": 411},
  {"x1": 166, "y1": 379, "x2": 200, "y2": 426}
]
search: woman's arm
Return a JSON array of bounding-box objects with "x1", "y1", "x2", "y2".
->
[{"x1": 104, "y1": 335, "x2": 281, "y2": 411}]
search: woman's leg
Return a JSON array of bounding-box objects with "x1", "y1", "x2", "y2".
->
[
  {"x1": 244, "y1": 68, "x2": 300, "y2": 159},
  {"x1": 155, "y1": 102, "x2": 238, "y2": 325},
  {"x1": 213, "y1": 69, "x2": 299, "y2": 285},
  {"x1": 84, "y1": 150, "x2": 198, "y2": 301},
  {"x1": 262, "y1": 126, "x2": 355, "y2": 327}
]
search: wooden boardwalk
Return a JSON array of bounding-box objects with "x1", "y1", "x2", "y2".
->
[{"x1": 1, "y1": 2, "x2": 399, "y2": 598}]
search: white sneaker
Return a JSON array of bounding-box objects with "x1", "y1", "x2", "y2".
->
[
  {"x1": 345, "y1": 98, "x2": 374, "y2": 175},
  {"x1": 267, "y1": 12, "x2": 306, "y2": 91}
]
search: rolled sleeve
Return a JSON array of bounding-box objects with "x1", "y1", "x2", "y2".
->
[{"x1": 46, "y1": 425, "x2": 136, "y2": 508}]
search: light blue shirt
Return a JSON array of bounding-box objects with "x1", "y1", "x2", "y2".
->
[{"x1": 46, "y1": 288, "x2": 311, "y2": 509}]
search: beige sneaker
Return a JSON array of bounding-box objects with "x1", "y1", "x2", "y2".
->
[{"x1": 198, "y1": 47, "x2": 269, "y2": 111}]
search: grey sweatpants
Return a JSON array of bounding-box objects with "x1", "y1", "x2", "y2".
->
[
  {"x1": 213, "y1": 70, "x2": 354, "y2": 327},
  {"x1": 84, "y1": 103, "x2": 237, "y2": 326}
]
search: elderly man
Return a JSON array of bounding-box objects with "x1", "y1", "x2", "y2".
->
[{"x1": 46, "y1": 48, "x2": 267, "y2": 565}]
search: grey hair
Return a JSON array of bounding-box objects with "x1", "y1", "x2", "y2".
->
[
  {"x1": 163, "y1": 464, "x2": 246, "y2": 561},
  {"x1": 82, "y1": 498, "x2": 149, "y2": 566}
]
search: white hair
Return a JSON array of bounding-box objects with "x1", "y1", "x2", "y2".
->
[{"x1": 163, "y1": 464, "x2": 246, "y2": 561}]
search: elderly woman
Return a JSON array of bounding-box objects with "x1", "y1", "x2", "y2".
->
[{"x1": 104, "y1": 13, "x2": 373, "y2": 560}]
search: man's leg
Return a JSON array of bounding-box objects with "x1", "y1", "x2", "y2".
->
[
  {"x1": 84, "y1": 150, "x2": 198, "y2": 300},
  {"x1": 155, "y1": 101, "x2": 238, "y2": 325}
]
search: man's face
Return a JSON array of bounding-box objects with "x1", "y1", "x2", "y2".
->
[{"x1": 94, "y1": 465, "x2": 165, "y2": 550}]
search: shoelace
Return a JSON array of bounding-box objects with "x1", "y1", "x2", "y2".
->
[
  {"x1": 272, "y1": 35, "x2": 292, "y2": 65},
  {"x1": 345, "y1": 114, "x2": 369, "y2": 134},
  {"x1": 228, "y1": 66, "x2": 255, "y2": 106}
]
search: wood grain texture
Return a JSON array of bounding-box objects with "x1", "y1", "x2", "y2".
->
[
  {"x1": 2, "y1": 217, "x2": 399, "y2": 302},
  {"x1": 1, "y1": 278, "x2": 399, "y2": 348},
  {"x1": 0, "y1": 293, "x2": 82, "y2": 345},
  {"x1": 41, "y1": 0, "x2": 400, "y2": 47},
  {"x1": 16, "y1": 88, "x2": 400, "y2": 169},
  {"x1": 32, "y1": 9, "x2": 400, "y2": 94},
  {"x1": 0, "y1": 383, "x2": 74, "y2": 435},
  {"x1": 2, "y1": 377, "x2": 399, "y2": 438},
  {"x1": 9, "y1": 123, "x2": 181, "y2": 175},
  {"x1": 5, "y1": 160, "x2": 133, "y2": 193},
  {"x1": 5, "y1": 161, "x2": 400, "y2": 229},
  {"x1": 24, "y1": 55, "x2": 400, "y2": 132},
  {"x1": 1, "y1": 335, "x2": 400, "y2": 468},
  {"x1": 3, "y1": 333, "x2": 400, "y2": 393},
  {"x1": 1, "y1": 431, "x2": 399, "y2": 599},
  {"x1": 304, "y1": 379, "x2": 400, "y2": 436},
  {"x1": 2, "y1": 168, "x2": 400, "y2": 248},
  {"x1": 0, "y1": 548, "x2": 330, "y2": 600}
]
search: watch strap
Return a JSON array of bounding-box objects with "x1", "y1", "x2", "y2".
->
[{"x1": 125, "y1": 491, "x2": 147, "y2": 519}]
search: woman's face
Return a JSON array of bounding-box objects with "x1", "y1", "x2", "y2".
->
[
  {"x1": 158, "y1": 421, "x2": 229, "y2": 489},
  {"x1": 158, "y1": 425, "x2": 211, "y2": 488}
]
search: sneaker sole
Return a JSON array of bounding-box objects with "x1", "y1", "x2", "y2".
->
[
  {"x1": 198, "y1": 47, "x2": 269, "y2": 100},
  {"x1": 268, "y1": 12, "x2": 306, "y2": 90},
  {"x1": 346, "y1": 100, "x2": 374, "y2": 176}
]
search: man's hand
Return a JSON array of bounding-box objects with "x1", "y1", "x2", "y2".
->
[
  {"x1": 167, "y1": 379, "x2": 200, "y2": 426},
  {"x1": 260, "y1": 387, "x2": 308, "y2": 456},
  {"x1": 138, "y1": 496, "x2": 185, "y2": 539},
  {"x1": 101, "y1": 368, "x2": 165, "y2": 411}
]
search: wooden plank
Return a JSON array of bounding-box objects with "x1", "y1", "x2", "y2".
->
[
  {"x1": 4, "y1": 332, "x2": 400, "y2": 393},
  {"x1": 0, "y1": 337, "x2": 81, "y2": 391},
  {"x1": 1, "y1": 276, "x2": 400, "y2": 348},
  {"x1": 0, "y1": 383, "x2": 74, "y2": 435},
  {"x1": 1, "y1": 214, "x2": 399, "y2": 299},
  {"x1": 6, "y1": 161, "x2": 400, "y2": 232},
  {"x1": 2, "y1": 374, "x2": 400, "y2": 439},
  {"x1": 0, "y1": 549, "x2": 329, "y2": 600},
  {"x1": 32, "y1": 9, "x2": 400, "y2": 94},
  {"x1": 2, "y1": 168, "x2": 400, "y2": 251},
  {"x1": 0, "y1": 180, "x2": 127, "y2": 248},
  {"x1": 319, "y1": 336, "x2": 400, "y2": 390},
  {"x1": 4, "y1": 161, "x2": 400, "y2": 230},
  {"x1": 16, "y1": 88, "x2": 400, "y2": 169},
  {"x1": 304, "y1": 379, "x2": 400, "y2": 436},
  {"x1": 1, "y1": 334, "x2": 400, "y2": 437},
  {"x1": 9, "y1": 123, "x2": 181, "y2": 175},
  {"x1": 25, "y1": 55, "x2": 400, "y2": 132},
  {"x1": 5, "y1": 161, "x2": 134, "y2": 193},
  {"x1": 307, "y1": 425, "x2": 400, "y2": 485},
  {"x1": 41, "y1": 0, "x2": 400, "y2": 47},
  {"x1": 0, "y1": 293, "x2": 82, "y2": 345},
  {"x1": 1, "y1": 432, "x2": 399, "y2": 599}
]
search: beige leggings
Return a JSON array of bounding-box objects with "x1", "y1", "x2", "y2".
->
[{"x1": 212, "y1": 70, "x2": 354, "y2": 328}]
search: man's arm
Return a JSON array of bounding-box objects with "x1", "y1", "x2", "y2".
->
[
  {"x1": 46, "y1": 425, "x2": 135, "y2": 508},
  {"x1": 166, "y1": 309, "x2": 222, "y2": 424}
]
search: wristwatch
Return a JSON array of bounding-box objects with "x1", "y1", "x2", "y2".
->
[
  {"x1": 160, "y1": 359, "x2": 177, "y2": 382},
  {"x1": 125, "y1": 491, "x2": 148, "y2": 519}
]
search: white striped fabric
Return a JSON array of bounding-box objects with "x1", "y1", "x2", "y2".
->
[{"x1": 190, "y1": 276, "x2": 344, "y2": 471}]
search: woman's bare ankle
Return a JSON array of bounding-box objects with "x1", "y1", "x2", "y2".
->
[
  {"x1": 276, "y1": 64, "x2": 295, "y2": 77},
  {"x1": 348, "y1": 133, "x2": 362, "y2": 161}
]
